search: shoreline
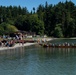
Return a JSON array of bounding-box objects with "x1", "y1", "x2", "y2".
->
[
  {"x1": 0, "y1": 37, "x2": 53, "y2": 51},
  {"x1": 0, "y1": 37, "x2": 76, "y2": 51},
  {"x1": 0, "y1": 43, "x2": 37, "y2": 51}
]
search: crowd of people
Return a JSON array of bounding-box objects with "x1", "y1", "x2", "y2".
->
[
  {"x1": 49, "y1": 42, "x2": 75, "y2": 46},
  {"x1": 0, "y1": 40, "x2": 15, "y2": 47},
  {"x1": 0, "y1": 33, "x2": 24, "y2": 47}
]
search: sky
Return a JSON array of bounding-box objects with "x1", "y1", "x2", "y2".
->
[{"x1": 0, "y1": 0, "x2": 76, "y2": 12}]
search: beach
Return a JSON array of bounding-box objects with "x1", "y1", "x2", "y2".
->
[
  {"x1": 0, "y1": 37, "x2": 53, "y2": 51},
  {"x1": 0, "y1": 43, "x2": 37, "y2": 50}
]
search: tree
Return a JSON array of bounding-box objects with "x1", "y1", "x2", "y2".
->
[
  {"x1": 53, "y1": 24, "x2": 63, "y2": 38},
  {"x1": 15, "y1": 15, "x2": 25, "y2": 30},
  {"x1": 0, "y1": 25, "x2": 4, "y2": 35},
  {"x1": 29, "y1": 14, "x2": 45, "y2": 35},
  {"x1": 37, "y1": 4, "x2": 44, "y2": 20},
  {"x1": 33, "y1": 7, "x2": 35, "y2": 14},
  {"x1": 0, "y1": 1, "x2": 76, "y2": 37},
  {"x1": 0, "y1": 23, "x2": 18, "y2": 35},
  {"x1": 7, "y1": 24, "x2": 18, "y2": 33}
]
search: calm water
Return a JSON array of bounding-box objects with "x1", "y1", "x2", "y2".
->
[{"x1": 0, "y1": 39, "x2": 76, "y2": 75}]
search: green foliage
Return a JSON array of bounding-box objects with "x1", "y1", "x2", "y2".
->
[
  {"x1": 7, "y1": 24, "x2": 18, "y2": 33},
  {"x1": 0, "y1": 23, "x2": 18, "y2": 35},
  {"x1": 30, "y1": 15, "x2": 44, "y2": 35},
  {"x1": 15, "y1": 14, "x2": 45, "y2": 35},
  {"x1": 0, "y1": 1, "x2": 76, "y2": 37},
  {"x1": 0, "y1": 25, "x2": 4, "y2": 35},
  {"x1": 53, "y1": 24, "x2": 63, "y2": 38}
]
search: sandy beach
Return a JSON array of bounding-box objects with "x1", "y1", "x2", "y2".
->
[
  {"x1": 0, "y1": 37, "x2": 53, "y2": 51},
  {"x1": 0, "y1": 43, "x2": 37, "y2": 51}
]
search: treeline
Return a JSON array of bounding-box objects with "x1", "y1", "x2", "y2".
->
[{"x1": 0, "y1": 0, "x2": 76, "y2": 37}]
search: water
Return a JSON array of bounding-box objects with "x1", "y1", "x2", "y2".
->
[
  {"x1": 48, "y1": 38, "x2": 76, "y2": 44},
  {"x1": 0, "y1": 39, "x2": 76, "y2": 75}
]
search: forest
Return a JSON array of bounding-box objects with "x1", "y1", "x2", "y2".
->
[{"x1": 0, "y1": 0, "x2": 76, "y2": 38}]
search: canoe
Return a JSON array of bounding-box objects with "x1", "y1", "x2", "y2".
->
[{"x1": 43, "y1": 44, "x2": 76, "y2": 48}]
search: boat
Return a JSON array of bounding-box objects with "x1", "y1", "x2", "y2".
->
[{"x1": 42, "y1": 44, "x2": 76, "y2": 48}]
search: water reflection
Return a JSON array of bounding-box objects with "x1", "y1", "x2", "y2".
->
[
  {"x1": 36, "y1": 47, "x2": 76, "y2": 64},
  {"x1": 0, "y1": 47, "x2": 26, "y2": 64},
  {"x1": 0, "y1": 45, "x2": 76, "y2": 75},
  {"x1": 40, "y1": 47, "x2": 76, "y2": 57},
  {"x1": 37, "y1": 47, "x2": 76, "y2": 75},
  {"x1": 0, "y1": 46, "x2": 76, "y2": 61}
]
